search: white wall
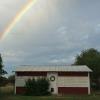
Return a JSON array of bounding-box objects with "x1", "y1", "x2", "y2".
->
[
  {"x1": 15, "y1": 72, "x2": 90, "y2": 94},
  {"x1": 57, "y1": 76, "x2": 89, "y2": 87},
  {"x1": 16, "y1": 76, "x2": 89, "y2": 87},
  {"x1": 47, "y1": 72, "x2": 58, "y2": 94},
  {"x1": 15, "y1": 76, "x2": 46, "y2": 87}
]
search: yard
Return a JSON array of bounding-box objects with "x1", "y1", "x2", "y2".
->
[
  {"x1": 1, "y1": 95, "x2": 100, "y2": 100},
  {"x1": 0, "y1": 85, "x2": 100, "y2": 100}
]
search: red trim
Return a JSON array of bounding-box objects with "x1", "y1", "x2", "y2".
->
[
  {"x1": 16, "y1": 71, "x2": 88, "y2": 76},
  {"x1": 17, "y1": 72, "x2": 47, "y2": 76},
  {"x1": 16, "y1": 87, "x2": 26, "y2": 94},
  {"x1": 58, "y1": 72, "x2": 88, "y2": 76},
  {"x1": 58, "y1": 87, "x2": 88, "y2": 94}
]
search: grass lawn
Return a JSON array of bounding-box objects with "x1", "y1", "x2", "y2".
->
[{"x1": 1, "y1": 95, "x2": 100, "y2": 100}]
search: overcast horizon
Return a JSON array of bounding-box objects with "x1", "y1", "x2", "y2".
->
[{"x1": 0, "y1": 0, "x2": 100, "y2": 76}]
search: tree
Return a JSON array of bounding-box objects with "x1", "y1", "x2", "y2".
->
[
  {"x1": 25, "y1": 78, "x2": 50, "y2": 96},
  {"x1": 36, "y1": 78, "x2": 50, "y2": 96},
  {"x1": 0, "y1": 54, "x2": 7, "y2": 76},
  {"x1": 74, "y1": 48, "x2": 100, "y2": 89},
  {"x1": 74, "y1": 48, "x2": 100, "y2": 78},
  {"x1": 0, "y1": 54, "x2": 3, "y2": 75}
]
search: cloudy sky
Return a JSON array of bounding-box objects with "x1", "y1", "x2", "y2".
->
[{"x1": 0, "y1": 0, "x2": 100, "y2": 76}]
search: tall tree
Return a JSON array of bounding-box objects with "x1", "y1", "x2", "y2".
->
[
  {"x1": 74, "y1": 48, "x2": 100, "y2": 79},
  {"x1": 0, "y1": 54, "x2": 3, "y2": 75},
  {"x1": 0, "y1": 54, "x2": 7, "y2": 76}
]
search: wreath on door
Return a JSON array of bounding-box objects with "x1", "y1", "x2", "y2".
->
[{"x1": 50, "y1": 76, "x2": 55, "y2": 81}]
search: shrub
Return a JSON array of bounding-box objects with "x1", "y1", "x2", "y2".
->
[
  {"x1": 25, "y1": 78, "x2": 50, "y2": 96},
  {"x1": 25, "y1": 78, "x2": 36, "y2": 95}
]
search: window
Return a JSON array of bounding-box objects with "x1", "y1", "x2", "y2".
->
[
  {"x1": 50, "y1": 76, "x2": 55, "y2": 81},
  {"x1": 51, "y1": 88, "x2": 54, "y2": 92}
]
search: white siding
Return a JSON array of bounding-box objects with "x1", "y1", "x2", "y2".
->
[
  {"x1": 58, "y1": 76, "x2": 89, "y2": 87},
  {"x1": 16, "y1": 76, "x2": 89, "y2": 88},
  {"x1": 15, "y1": 76, "x2": 46, "y2": 87},
  {"x1": 16, "y1": 78, "x2": 25, "y2": 87},
  {"x1": 47, "y1": 72, "x2": 58, "y2": 94}
]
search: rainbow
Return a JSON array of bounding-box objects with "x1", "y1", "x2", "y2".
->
[{"x1": 0, "y1": 0, "x2": 37, "y2": 40}]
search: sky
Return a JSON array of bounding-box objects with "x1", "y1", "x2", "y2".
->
[{"x1": 0, "y1": 0, "x2": 100, "y2": 76}]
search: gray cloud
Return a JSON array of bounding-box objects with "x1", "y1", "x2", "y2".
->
[{"x1": 0, "y1": 0, "x2": 100, "y2": 75}]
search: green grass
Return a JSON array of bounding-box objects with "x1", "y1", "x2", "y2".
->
[
  {"x1": 1, "y1": 95, "x2": 100, "y2": 100},
  {"x1": 0, "y1": 85, "x2": 14, "y2": 95}
]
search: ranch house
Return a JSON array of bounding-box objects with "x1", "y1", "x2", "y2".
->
[{"x1": 15, "y1": 65, "x2": 92, "y2": 95}]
